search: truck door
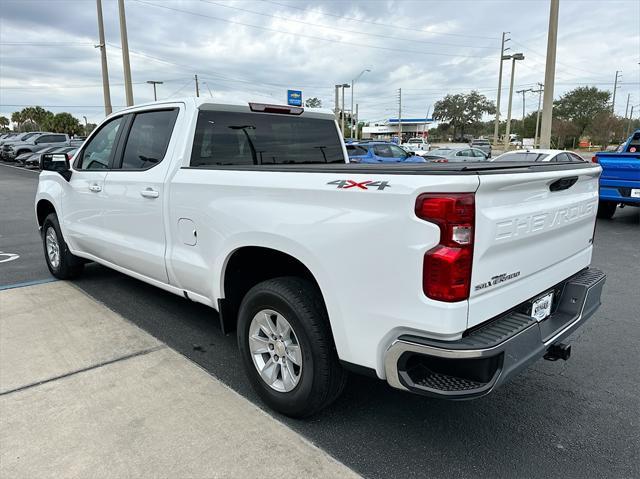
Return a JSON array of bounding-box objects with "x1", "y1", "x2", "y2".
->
[
  {"x1": 100, "y1": 107, "x2": 180, "y2": 284},
  {"x1": 61, "y1": 116, "x2": 125, "y2": 257}
]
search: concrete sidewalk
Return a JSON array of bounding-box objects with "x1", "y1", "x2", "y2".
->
[{"x1": 0, "y1": 281, "x2": 360, "y2": 479}]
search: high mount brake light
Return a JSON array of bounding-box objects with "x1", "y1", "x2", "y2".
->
[
  {"x1": 415, "y1": 193, "x2": 475, "y2": 302},
  {"x1": 248, "y1": 103, "x2": 304, "y2": 115}
]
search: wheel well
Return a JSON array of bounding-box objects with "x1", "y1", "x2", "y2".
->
[
  {"x1": 36, "y1": 200, "x2": 56, "y2": 227},
  {"x1": 15, "y1": 149, "x2": 29, "y2": 157},
  {"x1": 220, "y1": 247, "x2": 324, "y2": 333}
]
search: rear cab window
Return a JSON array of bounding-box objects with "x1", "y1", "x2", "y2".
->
[
  {"x1": 118, "y1": 109, "x2": 179, "y2": 170},
  {"x1": 190, "y1": 110, "x2": 344, "y2": 166}
]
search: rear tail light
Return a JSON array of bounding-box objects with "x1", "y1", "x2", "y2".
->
[
  {"x1": 432, "y1": 158, "x2": 448, "y2": 163},
  {"x1": 415, "y1": 193, "x2": 475, "y2": 302},
  {"x1": 591, "y1": 155, "x2": 599, "y2": 163}
]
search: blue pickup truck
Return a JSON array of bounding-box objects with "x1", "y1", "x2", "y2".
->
[{"x1": 594, "y1": 129, "x2": 640, "y2": 219}]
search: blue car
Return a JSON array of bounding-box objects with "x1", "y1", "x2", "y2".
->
[
  {"x1": 594, "y1": 129, "x2": 640, "y2": 218},
  {"x1": 346, "y1": 141, "x2": 426, "y2": 163}
]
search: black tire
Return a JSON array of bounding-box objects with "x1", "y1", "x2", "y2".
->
[
  {"x1": 597, "y1": 201, "x2": 617, "y2": 219},
  {"x1": 42, "y1": 213, "x2": 84, "y2": 279},
  {"x1": 237, "y1": 277, "x2": 347, "y2": 418}
]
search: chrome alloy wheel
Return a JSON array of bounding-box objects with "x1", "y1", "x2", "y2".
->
[
  {"x1": 45, "y1": 227, "x2": 61, "y2": 269},
  {"x1": 248, "y1": 309, "x2": 302, "y2": 393}
]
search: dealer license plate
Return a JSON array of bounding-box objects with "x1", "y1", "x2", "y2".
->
[
  {"x1": 631, "y1": 189, "x2": 640, "y2": 198},
  {"x1": 531, "y1": 292, "x2": 554, "y2": 322}
]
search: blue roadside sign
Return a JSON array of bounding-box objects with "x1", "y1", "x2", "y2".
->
[{"x1": 287, "y1": 90, "x2": 303, "y2": 107}]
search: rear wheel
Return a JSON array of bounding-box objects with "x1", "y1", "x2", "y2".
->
[
  {"x1": 42, "y1": 213, "x2": 84, "y2": 279},
  {"x1": 597, "y1": 201, "x2": 617, "y2": 219},
  {"x1": 237, "y1": 277, "x2": 347, "y2": 417}
]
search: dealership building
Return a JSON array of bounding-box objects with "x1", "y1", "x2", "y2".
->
[{"x1": 361, "y1": 118, "x2": 434, "y2": 140}]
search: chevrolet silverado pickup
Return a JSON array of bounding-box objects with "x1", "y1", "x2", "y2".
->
[
  {"x1": 593, "y1": 129, "x2": 640, "y2": 219},
  {"x1": 35, "y1": 98, "x2": 606, "y2": 417}
]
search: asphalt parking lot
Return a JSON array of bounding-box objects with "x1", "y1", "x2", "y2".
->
[{"x1": 1, "y1": 162, "x2": 638, "y2": 478}]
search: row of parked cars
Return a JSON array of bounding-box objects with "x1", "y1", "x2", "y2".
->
[
  {"x1": 0, "y1": 131, "x2": 84, "y2": 168},
  {"x1": 345, "y1": 138, "x2": 584, "y2": 165}
]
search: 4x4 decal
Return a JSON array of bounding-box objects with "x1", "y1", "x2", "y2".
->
[{"x1": 327, "y1": 180, "x2": 391, "y2": 190}]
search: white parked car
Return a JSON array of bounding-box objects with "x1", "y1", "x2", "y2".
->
[
  {"x1": 491, "y1": 149, "x2": 586, "y2": 163},
  {"x1": 401, "y1": 137, "x2": 431, "y2": 156},
  {"x1": 35, "y1": 98, "x2": 605, "y2": 417}
]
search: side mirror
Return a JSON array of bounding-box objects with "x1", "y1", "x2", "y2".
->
[{"x1": 40, "y1": 153, "x2": 72, "y2": 181}]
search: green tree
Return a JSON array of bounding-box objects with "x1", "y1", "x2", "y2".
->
[
  {"x1": 433, "y1": 91, "x2": 496, "y2": 140},
  {"x1": 0, "y1": 116, "x2": 9, "y2": 131},
  {"x1": 20, "y1": 106, "x2": 54, "y2": 129},
  {"x1": 305, "y1": 97, "x2": 322, "y2": 108},
  {"x1": 85, "y1": 123, "x2": 97, "y2": 136},
  {"x1": 50, "y1": 112, "x2": 83, "y2": 135},
  {"x1": 586, "y1": 111, "x2": 625, "y2": 146},
  {"x1": 554, "y1": 86, "x2": 610, "y2": 136}
]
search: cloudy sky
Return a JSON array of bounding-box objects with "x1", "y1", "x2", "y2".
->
[{"x1": 1, "y1": 0, "x2": 639, "y2": 125}]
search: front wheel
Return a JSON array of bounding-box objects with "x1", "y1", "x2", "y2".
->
[
  {"x1": 42, "y1": 213, "x2": 84, "y2": 279},
  {"x1": 237, "y1": 277, "x2": 347, "y2": 418},
  {"x1": 597, "y1": 201, "x2": 617, "y2": 219}
]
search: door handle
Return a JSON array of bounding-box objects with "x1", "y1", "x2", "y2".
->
[
  {"x1": 140, "y1": 188, "x2": 159, "y2": 199},
  {"x1": 88, "y1": 184, "x2": 102, "y2": 192}
]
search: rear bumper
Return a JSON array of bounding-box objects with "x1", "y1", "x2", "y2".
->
[{"x1": 384, "y1": 268, "x2": 606, "y2": 399}]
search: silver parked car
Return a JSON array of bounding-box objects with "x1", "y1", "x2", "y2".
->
[{"x1": 422, "y1": 146, "x2": 489, "y2": 163}]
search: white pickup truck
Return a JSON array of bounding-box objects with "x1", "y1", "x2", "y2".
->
[{"x1": 36, "y1": 98, "x2": 606, "y2": 417}]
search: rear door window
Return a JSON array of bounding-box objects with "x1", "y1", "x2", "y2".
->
[
  {"x1": 190, "y1": 110, "x2": 344, "y2": 166},
  {"x1": 346, "y1": 145, "x2": 369, "y2": 156},
  {"x1": 119, "y1": 109, "x2": 179, "y2": 170}
]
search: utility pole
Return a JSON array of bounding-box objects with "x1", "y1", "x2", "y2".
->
[
  {"x1": 194, "y1": 74, "x2": 200, "y2": 97},
  {"x1": 493, "y1": 32, "x2": 511, "y2": 146},
  {"x1": 146, "y1": 80, "x2": 163, "y2": 101},
  {"x1": 624, "y1": 93, "x2": 631, "y2": 119},
  {"x1": 612, "y1": 70, "x2": 621, "y2": 114},
  {"x1": 503, "y1": 53, "x2": 525, "y2": 151},
  {"x1": 118, "y1": 0, "x2": 134, "y2": 106},
  {"x1": 626, "y1": 105, "x2": 634, "y2": 137},
  {"x1": 398, "y1": 88, "x2": 402, "y2": 142},
  {"x1": 334, "y1": 85, "x2": 340, "y2": 121},
  {"x1": 516, "y1": 88, "x2": 532, "y2": 123},
  {"x1": 533, "y1": 83, "x2": 544, "y2": 148},
  {"x1": 203, "y1": 82, "x2": 213, "y2": 98},
  {"x1": 340, "y1": 83, "x2": 350, "y2": 136},
  {"x1": 95, "y1": 0, "x2": 112, "y2": 116},
  {"x1": 351, "y1": 69, "x2": 370, "y2": 140},
  {"x1": 539, "y1": 0, "x2": 559, "y2": 149}
]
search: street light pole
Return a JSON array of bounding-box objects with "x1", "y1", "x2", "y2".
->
[
  {"x1": 118, "y1": 0, "x2": 134, "y2": 106},
  {"x1": 351, "y1": 69, "x2": 370, "y2": 140},
  {"x1": 334, "y1": 85, "x2": 340, "y2": 122},
  {"x1": 504, "y1": 53, "x2": 525, "y2": 151},
  {"x1": 95, "y1": 0, "x2": 112, "y2": 116},
  {"x1": 539, "y1": 0, "x2": 559, "y2": 149},
  {"x1": 146, "y1": 81, "x2": 163, "y2": 101},
  {"x1": 493, "y1": 32, "x2": 511, "y2": 146}
]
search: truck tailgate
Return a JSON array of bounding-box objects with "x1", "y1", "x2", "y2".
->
[{"x1": 468, "y1": 165, "x2": 601, "y2": 328}]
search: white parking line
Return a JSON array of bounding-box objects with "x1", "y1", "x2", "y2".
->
[{"x1": 0, "y1": 163, "x2": 39, "y2": 173}]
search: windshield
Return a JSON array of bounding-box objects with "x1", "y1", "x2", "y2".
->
[
  {"x1": 408, "y1": 139, "x2": 423, "y2": 143},
  {"x1": 472, "y1": 140, "x2": 489, "y2": 145},
  {"x1": 493, "y1": 152, "x2": 549, "y2": 162}
]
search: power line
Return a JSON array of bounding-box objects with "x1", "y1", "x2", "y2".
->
[
  {"x1": 130, "y1": 0, "x2": 490, "y2": 59},
  {"x1": 200, "y1": 0, "x2": 494, "y2": 50},
  {"x1": 259, "y1": 0, "x2": 500, "y2": 40}
]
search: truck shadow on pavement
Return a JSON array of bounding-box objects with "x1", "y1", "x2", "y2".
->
[{"x1": 72, "y1": 257, "x2": 637, "y2": 479}]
